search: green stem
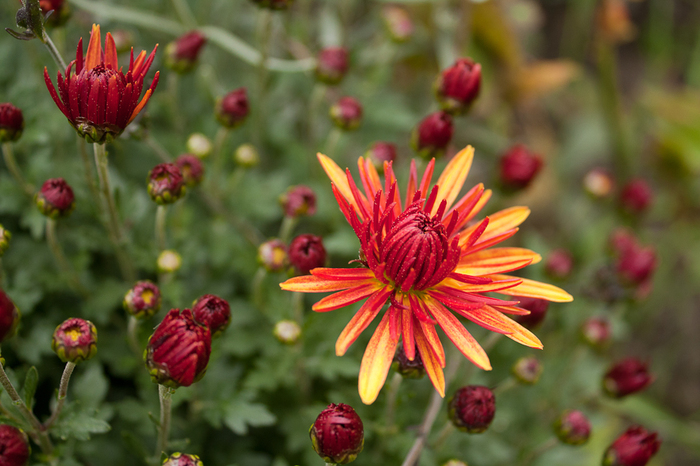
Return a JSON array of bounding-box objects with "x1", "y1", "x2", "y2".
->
[
  {"x1": 252, "y1": 267, "x2": 267, "y2": 310},
  {"x1": 127, "y1": 316, "x2": 141, "y2": 355},
  {"x1": 383, "y1": 372, "x2": 403, "y2": 433},
  {"x1": 145, "y1": 135, "x2": 173, "y2": 163},
  {"x1": 278, "y1": 216, "x2": 297, "y2": 244},
  {"x1": 292, "y1": 292, "x2": 304, "y2": 325},
  {"x1": 78, "y1": 137, "x2": 102, "y2": 212},
  {"x1": 492, "y1": 376, "x2": 518, "y2": 396},
  {"x1": 93, "y1": 143, "x2": 136, "y2": 282},
  {"x1": 170, "y1": 0, "x2": 198, "y2": 28},
  {"x1": 43, "y1": 362, "x2": 76, "y2": 429},
  {"x1": 0, "y1": 356, "x2": 53, "y2": 454},
  {"x1": 1, "y1": 142, "x2": 34, "y2": 197},
  {"x1": 324, "y1": 128, "x2": 342, "y2": 158},
  {"x1": 46, "y1": 219, "x2": 89, "y2": 297},
  {"x1": 255, "y1": 9, "x2": 273, "y2": 147},
  {"x1": 41, "y1": 30, "x2": 68, "y2": 70},
  {"x1": 211, "y1": 128, "x2": 230, "y2": 183},
  {"x1": 155, "y1": 205, "x2": 168, "y2": 252},
  {"x1": 522, "y1": 437, "x2": 558, "y2": 465},
  {"x1": 307, "y1": 83, "x2": 327, "y2": 144},
  {"x1": 155, "y1": 384, "x2": 175, "y2": 457}
]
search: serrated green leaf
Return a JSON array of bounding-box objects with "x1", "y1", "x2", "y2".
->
[
  {"x1": 52, "y1": 404, "x2": 111, "y2": 441},
  {"x1": 22, "y1": 366, "x2": 38, "y2": 408},
  {"x1": 223, "y1": 396, "x2": 276, "y2": 435},
  {"x1": 72, "y1": 363, "x2": 109, "y2": 408}
]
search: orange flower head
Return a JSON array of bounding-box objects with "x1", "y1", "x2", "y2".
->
[
  {"x1": 280, "y1": 146, "x2": 573, "y2": 404},
  {"x1": 44, "y1": 24, "x2": 160, "y2": 144}
]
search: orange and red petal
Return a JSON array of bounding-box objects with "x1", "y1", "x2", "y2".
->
[
  {"x1": 358, "y1": 310, "x2": 400, "y2": 404},
  {"x1": 462, "y1": 206, "x2": 530, "y2": 245},
  {"x1": 318, "y1": 153, "x2": 356, "y2": 210},
  {"x1": 127, "y1": 71, "x2": 160, "y2": 125},
  {"x1": 433, "y1": 145, "x2": 474, "y2": 216},
  {"x1": 488, "y1": 274, "x2": 574, "y2": 302},
  {"x1": 414, "y1": 305, "x2": 446, "y2": 367},
  {"x1": 280, "y1": 273, "x2": 378, "y2": 293},
  {"x1": 104, "y1": 32, "x2": 119, "y2": 69},
  {"x1": 335, "y1": 287, "x2": 392, "y2": 356},
  {"x1": 461, "y1": 305, "x2": 543, "y2": 349},
  {"x1": 401, "y1": 307, "x2": 415, "y2": 360},
  {"x1": 44, "y1": 68, "x2": 70, "y2": 119},
  {"x1": 456, "y1": 247, "x2": 541, "y2": 275},
  {"x1": 414, "y1": 322, "x2": 445, "y2": 397},
  {"x1": 85, "y1": 24, "x2": 103, "y2": 71},
  {"x1": 312, "y1": 282, "x2": 384, "y2": 312}
]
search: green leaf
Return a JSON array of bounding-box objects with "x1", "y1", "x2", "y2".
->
[
  {"x1": 223, "y1": 394, "x2": 276, "y2": 435},
  {"x1": 72, "y1": 363, "x2": 109, "y2": 408},
  {"x1": 52, "y1": 403, "x2": 111, "y2": 441},
  {"x1": 22, "y1": 366, "x2": 38, "y2": 408}
]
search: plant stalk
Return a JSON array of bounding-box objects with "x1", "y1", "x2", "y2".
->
[
  {"x1": 44, "y1": 362, "x2": 76, "y2": 429},
  {"x1": 41, "y1": 30, "x2": 68, "y2": 70},
  {"x1": 127, "y1": 316, "x2": 141, "y2": 355},
  {"x1": 155, "y1": 384, "x2": 175, "y2": 457},
  {"x1": 155, "y1": 205, "x2": 168, "y2": 252},
  {"x1": 1, "y1": 143, "x2": 34, "y2": 197},
  {"x1": 46, "y1": 218, "x2": 88, "y2": 297}
]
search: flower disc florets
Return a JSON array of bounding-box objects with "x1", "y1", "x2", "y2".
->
[
  {"x1": 123, "y1": 280, "x2": 162, "y2": 319},
  {"x1": 162, "y1": 452, "x2": 203, "y2": 466}
]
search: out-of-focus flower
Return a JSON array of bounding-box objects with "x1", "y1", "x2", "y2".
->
[
  {"x1": 35, "y1": 178, "x2": 75, "y2": 218},
  {"x1": 162, "y1": 452, "x2": 203, "y2": 466},
  {"x1": 124, "y1": 280, "x2": 162, "y2": 319},
  {"x1": 157, "y1": 250, "x2": 182, "y2": 273},
  {"x1": 619, "y1": 179, "x2": 653, "y2": 215},
  {"x1": 281, "y1": 147, "x2": 572, "y2": 403},
  {"x1": 442, "y1": 461, "x2": 467, "y2": 466},
  {"x1": 553, "y1": 410, "x2": 591, "y2": 445},
  {"x1": 603, "y1": 358, "x2": 654, "y2": 398},
  {"x1": 175, "y1": 154, "x2": 205, "y2": 187},
  {"x1": 515, "y1": 297, "x2": 549, "y2": 329},
  {"x1": 234, "y1": 143, "x2": 259, "y2": 167},
  {"x1": 0, "y1": 289, "x2": 20, "y2": 343},
  {"x1": 381, "y1": 5, "x2": 413, "y2": 42},
  {"x1": 250, "y1": 0, "x2": 294, "y2": 10},
  {"x1": 165, "y1": 31, "x2": 207, "y2": 74},
  {"x1": 583, "y1": 167, "x2": 615, "y2": 198},
  {"x1": 273, "y1": 320, "x2": 301, "y2": 344},
  {"x1": 258, "y1": 239, "x2": 288, "y2": 272},
  {"x1": 288, "y1": 234, "x2": 326, "y2": 275},
  {"x1": 52, "y1": 318, "x2": 97, "y2": 363},
  {"x1": 434, "y1": 58, "x2": 481, "y2": 115},
  {"x1": 512, "y1": 356, "x2": 543, "y2": 384},
  {"x1": 411, "y1": 111, "x2": 453, "y2": 159},
  {"x1": 603, "y1": 426, "x2": 660, "y2": 466},
  {"x1": 0, "y1": 103, "x2": 24, "y2": 143},
  {"x1": 581, "y1": 316, "x2": 612, "y2": 349},
  {"x1": 597, "y1": 0, "x2": 636, "y2": 44},
  {"x1": 0, "y1": 225, "x2": 11, "y2": 257},
  {"x1": 145, "y1": 308, "x2": 211, "y2": 388},
  {"x1": 608, "y1": 228, "x2": 636, "y2": 257},
  {"x1": 615, "y1": 243, "x2": 656, "y2": 287},
  {"x1": 0, "y1": 424, "x2": 30, "y2": 466},
  {"x1": 111, "y1": 30, "x2": 134, "y2": 53},
  {"x1": 498, "y1": 145, "x2": 543, "y2": 191},
  {"x1": 315, "y1": 48, "x2": 349, "y2": 85},
  {"x1": 545, "y1": 249, "x2": 574, "y2": 280},
  {"x1": 310, "y1": 403, "x2": 364, "y2": 464},
  {"x1": 448, "y1": 385, "x2": 495, "y2": 433},
  {"x1": 365, "y1": 142, "x2": 397, "y2": 173},
  {"x1": 215, "y1": 88, "x2": 249, "y2": 128},
  {"x1": 192, "y1": 294, "x2": 231, "y2": 337},
  {"x1": 330, "y1": 97, "x2": 363, "y2": 131},
  {"x1": 187, "y1": 133, "x2": 212, "y2": 159},
  {"x1": 147, "y1": 163, "x2": 186, "y2": 204},
  {"x1": 392, "y1": 343, "x2": 425, "y2": 379},
  {"x1": 44, "y1": 24, "x2": 160, "y2": 144},
  {"x1": 280, "y1": 185, "x2": 316, "y2": 218}
]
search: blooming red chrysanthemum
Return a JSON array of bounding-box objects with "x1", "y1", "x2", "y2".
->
[
  {"x1": 44, "y1": 24, "x2": 160, "y2": 143},
  {"x1": 280, "y1": 146, "x2": 573, "y2": 404}
]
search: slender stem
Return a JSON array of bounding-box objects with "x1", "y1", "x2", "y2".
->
[
  {"x1": 78, "y1": 137, "x2": 102, "y2": 212},
  {"x1": 170, "y1": 0, "x2": 198, "y2": 28},
  {"x1": 145, "y1": 135, "x2": 173, "y2": 163},
  {"x1": 292, "y1": 292, "x2": 304, "y2": 324},
  {"x1": 167, "y1": 73, "x2": 184, "y2": 133},
  {"x1": 46, "y1": 219, "x2": 89, "y2": 297},
  {"x1": 324, "y1": 128, "x2": 342, "y2": 158},
  {"x1": 93, "y1": 143, "x2": 136, "y2": 282},
  {"x1": 155, "y1": 384, "x2": 175, "y2": 457},
  {"x1": 252, "y1": 267, "x2": 267, "y2": 310},
  {"x1": 383, "y1": 373, "x2": 403, "y2": 432},
  {"x1": 43, "y1": 362, "x2": 76, "y2": 429},
  {"x1": 432, "y1": 421, "x2": 455, "y2": 449},
  {"x1": 255, "y1": 9, "x2": 273, "y2": 147},
  {"x1": 2, "y1": 143, "x2": 34, "y2": 197},
  {"x1": 41, "y1": 30, "x2": 68, "y2": 70},
  {"x1": 278, "y1": 216, "x2": 297, "y2": 244},
  {"x1": 127, "y1": 316, "x2": 141, "y2": 355},
  {"x1": 522, "y1": 437, "x2": 558, "y2": 465},
  {"x1": 0, "y1": 358, "x2": 53, "y2": 454},
  {"x1": 492, "y1": 376, "x2": 518, "y2": 396},
  {"x1": 155, "y1": 205, "x2": 168, "y2": 252},
  {"x1": 211, "y1": 128, "x2": 230, "y2": 185},
  {"x1": 307, "y1": 83, "x2": 326, "y2": 144}
]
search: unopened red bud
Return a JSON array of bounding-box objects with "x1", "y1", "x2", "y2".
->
[
  {"x1": 175, "y1": 154, "x2": 205, "y2": 187},
  {"x1": 0, "y1": 289, "x2": 20, "y2": 343},
  {"x1": 616, "y1": 244, "x2": 656, "y2": 286},
  {"x1": 411, "y1": 111, "x2": 453, "y2": 159},
  {"x1": 608, "y1": 228, "x2": 637, "y2": 257},
  {"x1": 289, "y1": 234, "x2": 327, "y2": 275},
  {"x1": 187, "y1": 133, "x2": 212, "y2": 159},
  {"x1": 514, "y1": 297, "x2": 549, "y2": 329},
  {"x1": 250, "y1": 0, "x2": 294, "y2": 10},
  {"x1": 0, "y1": 424, "x2": 30, "y2": 466},
  {"x1": 553, "y1": 410, "x2": 591, "y2": 445},
  {"x1": 234, "y1": 143, "x2": 259, "y2": 168},
  {"x1": 162, "y1": 452, "x2": 203, "y2": 466},
  {"x1": 273, "y1": 320, "x2": 301, "y2": 344},
  {"x1": 123, "y1": 280, "x2": 162, "y2": 320},
  {"x1": 192, "y1": 294, "x2": 231, "y2": 337},
  {"x1": 148, "y1": 163, "x2": 186, "y2": 204},
  {"x1": 392, "y1": 343, "x2": 425, "y2": 379},
  {"x1": 448, "y1": 385, "x2": 495, "y2": 433},
  {"x1": 158, "y1": 250, "x2": 182, "y2": 273},
  {"x1": 581, "y1": 316, "x2": 612, "y2": 349},
  {"x1": 381, "y1": 5, "x2": 413, "y2": 42},
  {"x1": 545, "y1": 249, "x2": 574, "y2": 280},
  {"x1": 619, "y1": 179, "x2": 653, "y2": 215},
  {"x1": 0, "y1": 224, "x2": 11, "y2": 257},
  {"x1": 330, "y1": 97, "x2": 363, "y2": 131},
  {"x1": 40, "y1": 0, "x2": 70, "y2": 26},
  {"x1": 0, "y1": 103, "x2": 24, "y2": 143},
  {"x1": 310, "y1": 403, "x2": 364, "y2": 464},
  {"x1": 603, "y1": 426, "x2": 660, "y2": 466},
  {"x1": 165, "y1": 31, "x2": 207, "y2": 74},
  {"x1": 435, "y1": 58, "x2": 481, "y2": 115},
  {"x1": 258, "y1": 239, "x2": 288, "y2": 272},
  {"x1": 145, "y1": 308, "x2": 211, "y2": 388},
  {"x1": 315, "y1": 47, "x2": 349, "y2": 85},
  {"x1": 365, "y1": 142, "x2": 397, "y2": 172},
  {"x1": 512, "y1": 356, "x2": 543, "y2": 385},
  {"x1": 583, "y1": 167, "x2": 615, "y2": 198},
  {"x1": 51, "y1": 318, "x2": 97, "y2": 363},
  {"x1": 603, "y1": 358, "x2": 653, "y2": 398},
  {"x1": 215, "y1": 88, "x2": 249, "y2": 128},
  {"x1": 36, "y1": 178, "x2": 75, "y2": 218},
  {"x1": 498, "y1": 145, "x2": 543, "y2": 190},
  {"x1": 280, "y1": 185, "x2": 316, "y2": 218}
]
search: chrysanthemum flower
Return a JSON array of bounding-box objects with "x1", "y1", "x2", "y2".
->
[
  {"x1": 280, "y1": 146, "x2": 572, "y2": 404},
  {"x1": 44, "y1": 24, "x2": 160, "y2": 143}
]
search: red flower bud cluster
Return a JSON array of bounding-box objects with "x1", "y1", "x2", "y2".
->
[
  {"x1": 619, "y1": 178, "x2": 653, "y2": 215},
  {"x1": 512, "y1": 356, "x2": 543, "y2": 385},
  {"x1": 162, "y1": 452, "x2": 203, "y2": 466},
  {"x1": 603, "y1": 426, "x2": 660, "y2": 466},
  {"x1": 36, "y1": 178, "x2": 75, "y2": 218},
  {"x1": 392, "y1": 343, "x2": 425, "y2": 379},
  {"x1": 448, "y1": 385, "x2": 495, "y2": 433},
  {"x1": 310, "y1": 403, "x2": 364, "y2": 464},
  {"x1": 258, "y1": 239, "x2": 289, "y2": 272},
  {"x1": 411, "y1": 111, "x2": 453, "y2": 159},
  {"x1": 365, "y1": 142, "x2": 397, "y2": 172},
  {"x1": 603, "y1": 358, "x2": 654, "y2": 398},
  {"x1": 435, "y1": 58, "x2": 481, "y2": 115},
  {"x1": 289, "y1": 234, "x2": 326, "y2": 275},
  {"x1": 608, "y1": 229, "x2": 657, "y2": 288},
  {"x1": 581, "y1": 316, "x2": 612, "y2": 349},
  {"x1": 545, "y1": 249, "x2": 574, "y2": 280},
  {"x1": 381, "y1": 5, "x2": 413, "y2": 42},
  {"x1": 515, "y1": 297, "x2": 549, "y2": 329}
]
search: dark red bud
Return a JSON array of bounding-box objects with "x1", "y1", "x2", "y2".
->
[
  {"x1": 280, "y1": 185, "x2": 317, "y2": 218},
  {"x1": 448, "y1": 385, "x2": 495, "y2": 433},
  {"x1": 330, "y1": 97, "x2": 363, "y2": 131},
  {"x1": 175, "y1": 154, "x2": 205, "y2": 187},
  {"x1": 258, "y1": 239, "x2": 289, "y2": 272},
  {"x1": 0, "y1": 103, "x2": 24, "y2": 143},
  {"x1": 512, "y1": 356, "x2": 543, "y2": 385},
  {"x1": 165, "y1": 31, "x2": 207, "y2": 74},
  {"x1": 36, "y1": 178, "x2": 75, "y2": 218},
  {"x1": 435, "y1": 58, "x2": 481, "y2": 115},
  {"x1": 553, "y1": 410, "x2": 591, "y2": 445},
  {"x1": 310, "y1": 403, "x2": 364, "y2": 464},
  {"x1": 51, "y1": 318, "x2": 98, "y2": 363},
  {"x1": 619, "y1": 179, "x2": 653, "y2": 215},
  {"x1": 581, "y1": 316, "x2": 612, "y2": 349},
  {"x1": 123, "y1": 280, "x2": 162, "y2": 319},
  {"x1": 315, "y1": 47, "x2": 349, "y2": 85},
  {"x1": 603, "y1": 426, "x2": 660, "y2": 466},
  {"x1": 615, "y1": 244, "x2": 656, "y2": 286},
  {"x1": 148, "y1": 163, "x2": 186, "y2": 204},
  {"x1": 0, "y1": 289, "x2": 20, "y2": 343},
  {"x1": 514, "y1": 297, "x2": 549, "y2": 329},
  {"x1": 365, "y1": 142, "x2": 397, "y2": 172},
  {"x1": 0, "y1": 424, "x2": 31, "y2": 466},
  {"x1": 215, "y1": 88, "x2": 249, "y2": 128},
  {"x1": 608, "y1": 228, "x2": 637, "y2": 257},
  {"x1": 192, "y1": 294, "x2": 231, "y2": 337},
  {"x1": 499, "y1": 145, "x2": 543, "y2": 190},
  {"x1": 411, "y1": 111, "x2": 453, "y2": 159},
  {"x1": 289, "y1": 234, "x2": 327, "y2": 275},
  {"x1": 545, "y1": 249, "x2": 574, "y2": 280},
  {"x1": 603, "y1": 358, "x2": 654, "y2": 398}
]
